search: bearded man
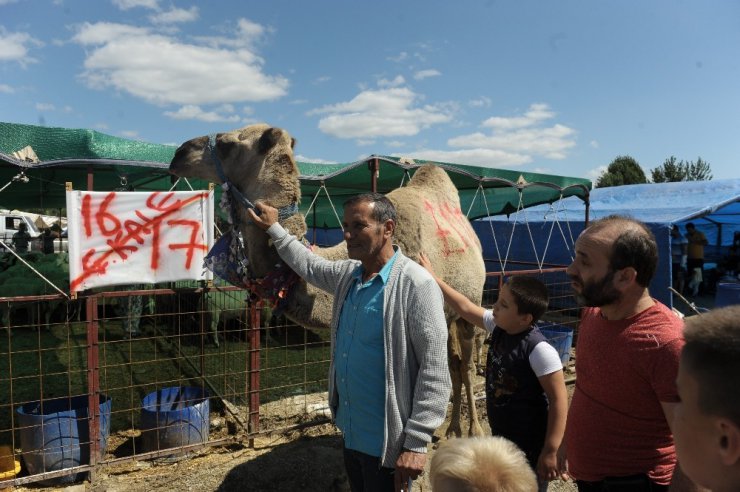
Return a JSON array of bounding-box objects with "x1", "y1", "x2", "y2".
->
[{"x1": 557, "y1": 215, "x2": 704, "y2": 491}]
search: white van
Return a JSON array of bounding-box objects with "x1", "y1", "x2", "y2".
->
[
  {"x1": 0, "y1": 213, "x2": 68, "y2": 253},
  {"x1": 0, "y1": 213, "x2": 41, "y2": 252}
]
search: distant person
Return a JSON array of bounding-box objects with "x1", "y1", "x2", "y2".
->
[
  {"x1": 430, "y1": 436, "x2": 538, "y2": 492},
  {"x1": 674, "y1": 305, "x2": 740, "y2": 492},
  {"x1": 671, "y1": 225, "x2": 688, "y2": 293},
  {"x1": 420, "y1": 253, "x2": 567, "y2": 491},
  {"x1": 11, "y1": 223, "x2": 31, "y2": 252},
  {"x1": 39, "y1": 228, "x2": 56, "y2": 254},
  {"x1": 685, "y1": 222, "x2": 708, "y2": 295},
  {"x1": 559, "y1": 215, "x2": 700, "y2": 491}
]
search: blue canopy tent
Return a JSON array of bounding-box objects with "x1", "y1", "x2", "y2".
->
[{"x1": 474, "y1": 178, "x2": 740, "y2": 309}]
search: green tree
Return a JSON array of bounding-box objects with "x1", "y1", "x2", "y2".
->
[
  {"x1": 651, "y1": 156, "x2": 684, "y2": 182},
  {"x1": 685, "y1": 157, "x2": 713, "y2": 181},
  {"x1": 651, "y1": 156, "x2": 713, "y2": 182},
  {"x1": 596, "y1": 155, "x2": 648, "y2": 188}
]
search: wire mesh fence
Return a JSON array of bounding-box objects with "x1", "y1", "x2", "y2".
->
[
  {"x1": 1, "y1": 261, "x2": 580, "y2": 487},
  {"x1": 0, "y1": 285, "x2": 332, "y2": 487}
]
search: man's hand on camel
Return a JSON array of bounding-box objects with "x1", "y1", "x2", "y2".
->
[{"x1": 248, "y1": 201, "x2": 279, "y2": 230}]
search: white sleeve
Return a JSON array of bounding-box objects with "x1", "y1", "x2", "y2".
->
[
  {"x1": 482, "y1": 309, "x2": 496, "y2": 334},
  {"x1": 529, "y1": 341, "x2": 563, "y2": 377}
]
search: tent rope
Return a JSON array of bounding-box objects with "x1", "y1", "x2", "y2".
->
[
  {"x1": 478, "y1": 184, "x2": 506, "y2": 274},
  {"x1": 544, "y1": 195, "x2": 576, "y2": 262},
  {"x1": 465, "y1": 186, "x2": 482, "y2": 218},
  {"x1": 0, "y1": 240, "x2": 69, "y2": 299},
  {"x1": 304, "y1": 183, "x2": 344, "y2": 233},
  {"x1": 514, "y1": 192, "x2": 546, "y2": 271}
]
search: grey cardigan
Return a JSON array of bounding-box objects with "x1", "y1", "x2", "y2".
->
[{"x1": 267, "y1": 223, "x2": 451, "y2": 466}]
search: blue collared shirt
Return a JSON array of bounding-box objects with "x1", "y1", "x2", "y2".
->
[{"x1": 334, "y1": 250, "x2": 399, "y2": 457}]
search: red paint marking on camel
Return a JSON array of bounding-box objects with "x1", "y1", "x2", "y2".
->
[
  {"x1": 71, "y1": 191, "x2": 209, "y2": 291},
  {"x1": 439, "y1": 202, "x2": 480, "y2": 252},
  {"x1": 424, "y1": 199, "x2": 474, "y2": 257}
]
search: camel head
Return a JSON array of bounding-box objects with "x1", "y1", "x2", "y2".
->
[{"x1": 170, "y1": 124, "x2": 307, "y2": 277}]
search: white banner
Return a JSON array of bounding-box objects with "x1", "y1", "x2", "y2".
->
[{"x1": 66, "y1": 190, "x2": 214, "y2": 294}]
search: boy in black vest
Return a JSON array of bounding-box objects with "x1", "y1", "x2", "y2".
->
[{"x1": 420, "y1": 253, "x2": 567, "y2": 491}]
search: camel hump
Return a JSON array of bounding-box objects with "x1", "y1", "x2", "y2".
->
[{"x1": 407, "y1": 165, "x2": 459, "y2": 197}]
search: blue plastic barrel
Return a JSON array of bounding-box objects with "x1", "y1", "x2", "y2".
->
[
  {"x1": 140, "y1": 386, "x2": 209, "y2": 456},
  {"x1": 538, "y1": 323, "x2": 574, "y2": 365},
  {"x1": 715, "y1": 282, "x2": 740, "y2": 308},
  {"x1": 16, "y1": 394, "x2": 111, "y2": 485}
]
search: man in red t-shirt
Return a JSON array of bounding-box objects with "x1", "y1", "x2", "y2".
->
[{"x1": 558, "y1": 215, "x2": 703, "y2": 491}]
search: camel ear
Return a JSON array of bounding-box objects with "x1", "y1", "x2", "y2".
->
[
  {"x1": 258, "y1": 127, "x2": 282, "y2": 154},
  {"x1": 291, "y1": 137, "x2": 296, "y2": 150}
]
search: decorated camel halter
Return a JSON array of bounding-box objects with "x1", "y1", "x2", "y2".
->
[
  {"x1": 203, "y1": 133, "x2": 301, "y2": 311},
  {"x1": 205, "y1": 133, "x2": 298, "y2": 221}
]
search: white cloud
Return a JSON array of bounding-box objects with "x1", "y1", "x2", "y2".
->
[
  {"x1": 378, "y1": 75, "x2": 405, "y2": 88},
  {"x1": 120, "y1": 130, "x2": 140, "y2": 139},
  {"x1": 387, "y1": 51, "x2": 408, "y2": 63},
  {"x1": 195, "y1": 18, "x2": 271, "y2": 50},
  {"x1": 164, "y1": 104, "x2": 241, "y2": 123},
  {"x1": 295, "y1": 154, "x2": 338, "y2": 165},
  {"x1": 395, "y1": 148, "x2": 532, "y2": 168},
  {"x1": 414, "y1": 69, "x2": 441, "y2": 80},
  {"x1": 481, "y1": 103, "x2": 554, "y2": 130},
  {"x1": 385, "y1": 140, "x2": 406, "y2": 148},
  {"x1": 586, "y1": 165, "x2": 606, "y2": 181},
  {"x1": 0, "y1": 28, "x2": 43, "y2": 66},
  {"x1": 35, "y1": 102, "x2": 55, "y2": 111},
  {"x1": 447, "y1": 104, "x2": 576, "y2": 160},
  {"x1": 71, "y1": 21, "x2": 288, "y2": 108},
  {"x1": 112, "y1": 0, "x2": 159, "y2": 10},
  {"x1": 313, "y1": 76, "x2": 331, "y2": 84},
  {"x1": 309, "y1": 86, "x2": 453, "y2": 140},
  {"x1": 149, "y1": 6, "x2": 199, "y2": 25},
  {"x1": 0, "y1": 0, "x2": 19, "y2": 4},
  {"x1": 468, "y1": 96, "x2": 492, "y2": 108},
  {"x1": 0, "y1": 84, "x2": 14, "y2": 93},
  {"x1": 589, "y1": 140, "x2": 599, "y2": 148}
]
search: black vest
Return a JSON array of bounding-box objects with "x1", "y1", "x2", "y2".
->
[{"x1": 485, "y1": 326, "x2": 549, "y2": 441}]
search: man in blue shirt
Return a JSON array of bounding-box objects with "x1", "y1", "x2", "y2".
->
[{"x1": 250, "y1": 193, "x2": 450, "y2": 492}]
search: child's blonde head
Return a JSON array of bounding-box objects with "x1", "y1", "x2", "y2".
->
[{"x1": 430, "y1": 436, "x2": 537, "y2": 492}]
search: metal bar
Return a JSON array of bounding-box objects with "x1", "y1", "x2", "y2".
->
[
  {"x1": 247, "y1": 300, "x2": 262, "y2": 447},
  {"x1": 86, "y1": 294, "x2": 100, "y2": 481}
]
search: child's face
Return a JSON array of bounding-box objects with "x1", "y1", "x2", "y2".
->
[
  {"x1": 492, "y1": 284, "x2": 532, "y2": 334},
  {"x1": 673, "y1": 356, "x2": 721, "y2": 490}
]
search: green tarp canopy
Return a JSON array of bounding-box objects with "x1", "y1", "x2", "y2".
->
[{"x1": 0, "y1": 122, "x2": 591, "y2": 228}]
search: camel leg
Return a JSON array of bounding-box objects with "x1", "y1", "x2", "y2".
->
[
  {"x1": 474, "y1": 327, "x2": 486, "y2": 375},
  {"x1": 445, "y1": 354, "x2": 463, "y2": 438},
  {"x1": 458, "y1": 319, "x2": 484, "y2": 437}
]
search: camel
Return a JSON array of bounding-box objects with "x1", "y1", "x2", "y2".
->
[{"x1": 169, "y1": 124, "x2": 485, "y2": 438}]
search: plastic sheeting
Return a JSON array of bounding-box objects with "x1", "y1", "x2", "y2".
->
[{"x1": 477, "y1": 178, "x2": 740, "y2": 308}]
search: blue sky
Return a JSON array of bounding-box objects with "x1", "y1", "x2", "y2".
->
[{"x1": 1, "y1": 0, "x2": 739, "y2": 182}]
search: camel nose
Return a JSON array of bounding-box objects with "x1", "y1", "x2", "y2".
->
[{"x1": 170, "y1": 136, "x2": 208, "y2": 173}]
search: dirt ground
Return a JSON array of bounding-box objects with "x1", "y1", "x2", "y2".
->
[{"x1": 13, "y1": 373, "x2": 577, "y2": 492}]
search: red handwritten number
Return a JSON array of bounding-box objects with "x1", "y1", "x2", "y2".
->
[
  {"x1": 168, "y1": 219, "x2": 209, "y2": 269},
  {"x1": 97, "y1": 193, "x2": 122, "y2": 235},
  {"x1": 81, "y1": 194, "x2": 93, "y2": 237}
]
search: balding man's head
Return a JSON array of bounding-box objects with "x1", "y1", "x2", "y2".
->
[{"x1": 583, "y1": 215, "x2": 658, "y2": 287}]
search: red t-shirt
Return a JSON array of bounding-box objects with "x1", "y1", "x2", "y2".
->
[{"x1": 565, "y1": 301, "x2": 684, "y2": 485}]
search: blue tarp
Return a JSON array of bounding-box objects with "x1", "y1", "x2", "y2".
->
[{"x1": 475, "y1": 178, "x2": 740, "y2": 308}]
